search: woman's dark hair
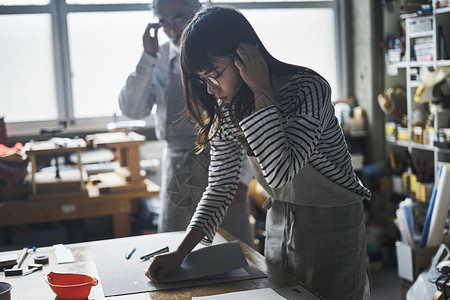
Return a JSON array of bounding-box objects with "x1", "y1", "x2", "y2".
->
[{"x1": 180, "y1": 5, "x2": 299, "y2": 152}]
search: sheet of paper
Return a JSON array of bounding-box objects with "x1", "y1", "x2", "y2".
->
[
  {"x1": 192, "y1": 288, "x2": 286, "y2": 300},
  {"x1": 53, "y1": 244, "x2": 75, "y2": 264},
  {"x1": 159, "y1": 241, "x2": 249, "y2": 282}
]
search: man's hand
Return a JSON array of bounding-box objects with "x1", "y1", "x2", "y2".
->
[{"x1": 143, "y1": 23, "x2": 162, "y2": 57}]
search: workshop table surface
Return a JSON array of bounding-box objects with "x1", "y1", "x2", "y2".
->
[{"x1": 0, "y1": 229, "x2": 319, "y2": 300}]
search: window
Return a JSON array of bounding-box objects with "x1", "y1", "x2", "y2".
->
[
  {"x1": 0, "y1": 0, "x2": 347, "y2": 137},
  {"x1": 241, "y1": 7, "x2": 338, "y2": 99},
  {"x1": 67, "y1": 10, "x2": 155, "y2": 119},
  {"x1": 0, "y1": 13, "x2": 57, "y2": 122}
]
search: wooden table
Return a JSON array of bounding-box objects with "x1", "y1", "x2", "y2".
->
[
  {"x1": 0, "y1": 229, "x2": 319, "y2": 300},
  {"x1": 0, "y1": 180, "x2": 159, "y2": 238}
]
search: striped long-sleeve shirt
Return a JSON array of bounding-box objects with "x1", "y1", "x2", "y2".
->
[{"x1": 189, "y1": 69, "x2": 371, "y2": 243}]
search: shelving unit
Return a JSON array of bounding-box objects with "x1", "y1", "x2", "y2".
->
[{"x1": 383, "y1": 0, "x2": 450, "y2": 181}]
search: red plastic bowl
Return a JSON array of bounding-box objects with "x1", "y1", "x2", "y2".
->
[{"x1": 44, "y1": 272, "x2": 98, "y2": 299}]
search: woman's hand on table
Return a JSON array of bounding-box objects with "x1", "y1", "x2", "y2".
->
[{"x1": 145, "y1": 250, "x2": 184, "y2": 282}]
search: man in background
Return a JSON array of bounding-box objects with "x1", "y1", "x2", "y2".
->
[{"x1": 119, "y1": 0, "x2": 253, "y2": 245}]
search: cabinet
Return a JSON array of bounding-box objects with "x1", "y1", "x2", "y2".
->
[{"x1": 383, "y1": 1, "x2": 450, "y2": 188}]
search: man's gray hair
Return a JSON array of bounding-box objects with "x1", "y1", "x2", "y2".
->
[{"x1": 152, "y1": 0, "x2": 201, "y2": 16}]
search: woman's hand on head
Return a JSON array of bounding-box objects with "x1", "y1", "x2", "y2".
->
[
  {"x1": 145, "y1": 250, "x2": 184, "y2": 282},
  {"x1": 235, "y1": 43, "x2": 275, "y2": 110}
]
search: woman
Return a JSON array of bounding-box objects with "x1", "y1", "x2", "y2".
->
[{"x1": 147, "y1": 5, "x2": 371, "y2": 299}]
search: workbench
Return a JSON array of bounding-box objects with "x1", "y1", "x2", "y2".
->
[
  {"x1": 0, "y1": 180, "x2": 159, "y2": 238},
  {"x1": 23, "y1": 138, "x2": 87, "y2": 195},
  {"x1": 0, "y1": 229, "x2": 319, "y2": 299}
]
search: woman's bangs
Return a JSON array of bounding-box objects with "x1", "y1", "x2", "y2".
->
[{"x1": 182, "y1": 38, "x2": 212, "y2": 76}]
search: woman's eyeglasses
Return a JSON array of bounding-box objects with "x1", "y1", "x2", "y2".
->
[{"x1": 191, "y1": 60, "x2": 234, "y2": 88}]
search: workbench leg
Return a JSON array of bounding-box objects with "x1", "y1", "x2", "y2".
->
[
  {"x1": 31, "y1": 155, "x2": 37, "y2": 194},
  {"x1": 112, "y1": 213, "x2": 131, "y2": 238},
  {"x1": 76, "y1": 150, "x2": 85, "y2": 190},
  {"x1": 127, "y1": 147, "x2": 142, "y2": 182},
  {"x1": 118, "y1": 148, "x2": 127, "y2": 168}
]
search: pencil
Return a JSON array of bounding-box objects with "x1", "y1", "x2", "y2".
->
[{"x1": 140, "y1": 246, "x2": 169, "y2": 261}]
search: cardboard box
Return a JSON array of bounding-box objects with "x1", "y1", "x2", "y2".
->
[
  {"x1": 385, "y1": 122, "x2": 396, "y2": 137},
  {"x1": 397, "y1": 127, "x2": 409, "y2": 141},
  {"x1": 410, "y1": 18, "x2": 432, "y2": 33},
  {"x1": 423, "y1": 127, "x2": 435, "y2": 146},
  {"x1": 395, "y1": 241, "x2": 438, "y2": 282},
  {"x1": 410, "y1": 174, "x2": 417, "y2": 194},
  {"x1": 388, "y1": 49, "x2": 402, "y2": 63},
  {"x1": 413, "y1": 126, "x2": 424, "y2": 144},
  {"x1": 400, "y1": 278, "x2": 412, "y2": 300},
  {"x1": 402, "y1": 173, "x2": 417, "y2": 195},
  {"x1": 392, "y1": 175, "x2": 405, "y2": 195},
  {"x1": 415, "y1": 182, "x2": 433, "y2": 203}
]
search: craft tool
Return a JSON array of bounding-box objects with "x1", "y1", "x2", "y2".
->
[
  {"x1": 125, "y1": 247, "x2": 136, "y2": 260},
  {"x1": 23, "y1": 263, "x2": 43, "y2": 276},
  {"x1": 4, "y1": 247, "x2": 29, "y2": 276},
  {"x1": 140, "y1": 246, "x2": 169, "y2": 261},
  {"x1": 34, "y1": 255, "x2": 49, "y2": 265}
]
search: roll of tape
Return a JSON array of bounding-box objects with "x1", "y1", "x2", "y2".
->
[{"x1": 34, "y1": 255, "x2": 49, "y2": 265}]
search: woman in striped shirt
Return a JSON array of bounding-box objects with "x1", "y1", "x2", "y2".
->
[{"x1": 147, "y1": 5, "x2": 371, "y2": 299}]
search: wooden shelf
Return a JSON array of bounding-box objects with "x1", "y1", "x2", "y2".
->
[
  {"x1": 409, "y1": 30, "x2": 434, "y2": 39},
  {"x1": 437, "y1": 60, "x2": 450, "y2": 66},
  {"x1": 436, "y1": 6, "x2": 450, "y2": 14},
  {"x1": 383, "y1": 2, "x2": 450, "y2": 180}
]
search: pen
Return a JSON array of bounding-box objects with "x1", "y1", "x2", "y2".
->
[
  {"x1": 140, "y1": 246, "x2": 169, "y2": 261},
  {"x1": 125, "y1": 247, "x2": 136, "y2": 260}
]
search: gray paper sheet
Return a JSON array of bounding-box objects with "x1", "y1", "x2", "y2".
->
[
  {"x1": 159, "y1": 241, "x2": 248, "y2": 282},
  {"x1": 90, "y1": 232, "x2": 267, "y2": 297}
]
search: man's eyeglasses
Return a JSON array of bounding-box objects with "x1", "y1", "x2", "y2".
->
[
  {"x1": 159, "y1": 18, "x2": 186, "y2": 29},
  {"x1": 191, "y1": 59, "x2": 234, "y2": 88}
]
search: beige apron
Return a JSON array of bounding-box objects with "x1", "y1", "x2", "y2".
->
[
  {"x1": 159, "y1": 145, "x2": 209, "y2": 232},
  {"x1": 248, "y1": 156, "x2": 370, "y2": 300},
  {"x1": 160, "y1": 146, "x2": 252, "y2": 245},
  {"x1": 158, "y1": 59, "x2": 252, "y2": 245},
  {"x1": 157, "y1": 56, "x2": 209, "y2": 233}
]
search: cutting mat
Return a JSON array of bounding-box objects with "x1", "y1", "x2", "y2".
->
[{"x1": 90, "y1": 232, "x2": 267, "y2": 297}]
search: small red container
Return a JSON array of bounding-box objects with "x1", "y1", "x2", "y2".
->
[{"x1": 44, "y1": 272, "x2": 98, "y2": 299}]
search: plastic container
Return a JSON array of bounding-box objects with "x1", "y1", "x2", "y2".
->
[
  {"x1": 44, "y1": 272, "x2": 98, "y2": 299},
  {"x1": 0, "y1": 282, "x2": 12, "y2": 300}
]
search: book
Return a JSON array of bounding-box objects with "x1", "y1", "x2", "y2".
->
[
  {"x1": 400, "y1": 198, "x2": 415, "y2": 241},
  {"x1": 396, "y1": 208, "x2": 413, "y2": 246}
]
